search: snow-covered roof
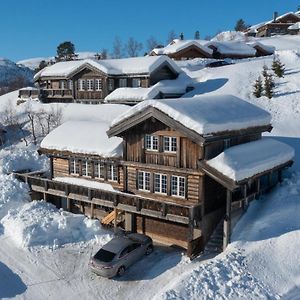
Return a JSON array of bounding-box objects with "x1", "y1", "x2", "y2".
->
[
  {"x1": 264, "y1": 12, "x2": 300, "y2": 25},
  {"x1": 105, "y1": 73, "x2": 191, "y2": 104},
  {"x1": 206, "y1": 138, "x2": 294, "y2": 182},
  {"x1": 152, "y1": 40, "x2": 213, "y2": 57},
  {"x1": 41, "y1": 121, "x2": 122, "y2": 157},
  {"x1": 207, "y1": 41, "x2": 256, "y2": 56},
  {"x1": 246, "y1": 42, "x2": 275, "y2": 54},
  {"x1": 288, "y1": 22, "x2": 300, "y2": 30},
  {"x1": 34, "y1": 56, "x2": 181, "y2": 80},
  {"x1": 19, "y1": 86, "x2": 39, "y2": 91},
  {"x1": 110, "y1": 94, "x2": 272, "y2": 135}
]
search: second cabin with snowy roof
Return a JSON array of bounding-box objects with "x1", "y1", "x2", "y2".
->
[{"x1": 24, "y1": 94, "x2": 294, "y2": 257}]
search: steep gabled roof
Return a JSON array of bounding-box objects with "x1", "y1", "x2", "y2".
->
[
  {"x1": 107, "y1": 95, "x2": 272, "y2": 141},
  {"x1": 34, "y1": 56, "x2": 181, "y2": 81}
]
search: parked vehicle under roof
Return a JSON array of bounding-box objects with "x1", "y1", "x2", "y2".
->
[{"x1": 88, "y1": 233, "x2": 153, "y2": 278}]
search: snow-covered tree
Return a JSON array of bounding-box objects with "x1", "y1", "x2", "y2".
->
[
  {"x1": 272, "y1": 56, "x2": 285, "y2": 78},
  {"x1": 262, "y1": 66, "x2": 275, "y2": 99},
  {"x1": 253, "y1": 76, "x2": 263, "y2": 98}
]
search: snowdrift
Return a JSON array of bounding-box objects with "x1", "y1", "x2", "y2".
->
[{"x1": 1, "y1": 200, "x2": 112, "y2": 248}]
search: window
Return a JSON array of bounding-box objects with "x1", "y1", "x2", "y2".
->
[
  {"x1": 79, "y1": 79, "x2": 85, "y2": 91},
  {"x1": 145, "y1": 135, "x2": 158, "y2": 151},
  {"x1": 224, "y1": 138, "x2": 231, "y2": 150},
  {"x1": 108, "y1": 79, "x2": 114, "y2": 91},
  {"x1": 60, "y1": 80, "x2": 66, "y2": 89},
  {"x1": 164, "y1": 136, "x2": 177, "y2": 152},
  {"x1": 86, "y1": 79, "x2": 94, "y2": 91},
  {"x1": 154, "y1": 173, "x2": 167, "y2": 194},
  {"x1": 138, "y1": 171, "x2": 150, "y2": 192},
  {"x1": 132, "y1": 78, "x2": 141, "y2": 87},
  {"x1": 70, "y1": 159, "x2": 79, "y2": 175},
  {"x1": 94, "y1": 161, "x2": 105, "y2": 179},
  {"x1": 82, "y1": 160, "x2": 92, "y2": 177},
  {"x1": 68, "y1": 80, "x2": 73, "y2": 90},
  {"x1": 119, "y1": 78, "x2": 127, "y2": 87},
  {"x1": 95, "y1": 79, "x2": 102, "y2": 91},
  {"x1": 108, "y1": 164, "x2": 118, "y2": 181},
  {"x1": 171, "y1": 176, "x2": 185, "y2": 198}
]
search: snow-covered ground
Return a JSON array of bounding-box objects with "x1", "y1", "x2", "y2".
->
[{"x1": 0, "y1": 35, "x2": 300, "y2": 299}]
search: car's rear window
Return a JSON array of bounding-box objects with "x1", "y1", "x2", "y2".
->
[{"x1": 94, "y1": 249, "x2": 116, "y2": 262}]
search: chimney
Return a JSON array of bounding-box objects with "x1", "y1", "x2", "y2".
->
[
  {"x1": 180, "y1": 32, "x2": 184, "y2": 40},
  {"x1": 273, "y1": 11, "x2": 278, "y2": 22}
]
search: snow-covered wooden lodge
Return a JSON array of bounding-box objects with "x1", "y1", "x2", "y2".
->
[
  {"x1": 32, "y1": 56, "x2": 182, "y2": 104},
  {"x1": 246, "y1": 12, "x2": 300, "y2": 37},
  {"x1": 16, "y1": 95, "x2": 294, "y2": 256}
]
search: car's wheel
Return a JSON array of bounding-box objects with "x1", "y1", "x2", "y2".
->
[
  {"x1": 145, "y1": 245, "x2": 153, "y2": 255},
  {"x1": 117, "y1": 266, "x2": 126, "y2": 276}
]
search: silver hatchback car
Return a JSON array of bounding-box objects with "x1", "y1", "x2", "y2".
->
[{"x1": 88, "y1": 233, "x2": 153, "y2": 278}]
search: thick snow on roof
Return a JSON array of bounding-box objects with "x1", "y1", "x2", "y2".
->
[
  {"x1": 34, "y1": 56, "x2": 181, "y2": 80},
  {"x1": 105, "y1": 73, "x2": 191, "y2": 103},
  {"x1": 288, "y1": 22, "x2": 300, "y2": 30},
  {"x1": 111, "y1": 94, "x2": 272, "y2": 135},
  {"x1": 246, "y1": 42, "x2": 275, "y2": 54},
  {"x1": 152, "y1": 40, "x2": 213, "y2": 56},
  {"x1": 19, "y1": 86, "x2": 39, "y2": 91},
  {"x1": 207, "y1": 138, "x2": 294, "y2": 182},
  {"x1": 208, "y1": 41, "x2": 256, "y2": 56},
  {"x1": 41, "y1": 121, "x2": 122, "y2": 157}
]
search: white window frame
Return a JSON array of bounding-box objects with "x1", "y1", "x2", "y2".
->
[
  {"x1": 154, "y1": 173, "x2": 167, "y2": 194},
  {"x1": 82, "y1": 160, "x2": 91, "y2": 177},
  {"x1": 70, "y1": 159, "x2": 79, "y2": 175},
  {"x1": 79, "y1": 79, "x2": 85, "y2": 91},
  {"x1": 108, "y1": 164, "x2": 118, "y2": 182},
  {"x1": 60, "y1": 80, "x2": 66, "y2": 90},
  {"x1": 95, "y1": 79, "x2": 102, "y2": 91},
  {"x1": 171, "y1": 175, "x2": 185, "y2": 198},
  {"x1": 138, "y1": 171, "x2": 150, "y2": 192},
  {"x1": 86, "y1": 79, "x2": 94, "y2": 91},
  {"x1": 94, "y1": 161, "x2": 104, "y2": 179},
  {"x1": 163, "y1": 136, "x2": 177, "y2": 152},
  {"x1": 119, "y1": 78, "x2": 127, "y2": 87},
  {"x1": 68, "y1": 79, "x2": 73, "y2": 90},
  {"x1": 145, "y1": 135, "x2": 158, "y2": 151},
  {"x1": 132, "y1": 78, "x2": 141, "y2": 87}
]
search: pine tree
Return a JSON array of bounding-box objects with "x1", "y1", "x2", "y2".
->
[
  {"x1": 272, "y1": 56, "x2": 285, "y2": 78},
  {"x1": 253, "y1": 76, "x2": 263, "y2": 98},
  {"x1": 56, "y1": 41, "x2": 77, "y2": 62},
  {"x1": 234, "y1": 19, "x2": 248, "y2": 31},
  {"x1": 261, "y1": 65, "x2": 275, "y2": 99}
]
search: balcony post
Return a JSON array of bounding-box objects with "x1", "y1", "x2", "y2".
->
[{"x1": 223, "y1": 189, "x2": 232, "y2": 251}]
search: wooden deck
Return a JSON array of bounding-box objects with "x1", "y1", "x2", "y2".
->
[{"x1": 15, "y1": 173, "x2": 202, "y2": 225}]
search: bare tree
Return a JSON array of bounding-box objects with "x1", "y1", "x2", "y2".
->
[
  {"x1": 112, "y1": 36, "x2": 123, "y2": 58},
  {"x1": 25, "y1": 103, "x2": 37, "y2": 145},
  {"x1": 101, "y1": 48, "x2": 108, "y2": 59},
  {"x1": 125, "y1": 37, "x2": 143, "y2": 57},
  {"x1": 146, "y1": 36, "x2": 160, "y2": 52},
  {"x1": 167, "y1": 30, "x2": 177, "y2": 44}
]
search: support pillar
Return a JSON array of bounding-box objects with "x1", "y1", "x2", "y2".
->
[
  {"x1": 124, "y1": 212, "x2": 134, "y2": 232},
  {"x1": 114, "y1": 208, "x2": 118, "y2": 233},
  {"x1": 67, "y1": 197, "x2": 71, "y2": 212},
  {"x1": 223, "y1": 189, "x2": 232, "y2": 251}
]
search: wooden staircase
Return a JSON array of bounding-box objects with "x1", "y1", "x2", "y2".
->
[
  {"x1": 101, "y1": 210, "x2": 123, "y2": 226},
  {"x1": 204, "y1": 220, "x2": 224, "y2": 254}
]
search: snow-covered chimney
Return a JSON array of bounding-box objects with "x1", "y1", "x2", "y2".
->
[{"x1": 273, "y1": 11, "x2": 278, "y2": 22}]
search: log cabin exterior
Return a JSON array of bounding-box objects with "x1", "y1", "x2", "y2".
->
[
  {"x1": 18, "y1": 95, "x2": 294, "y2": 257},
  {"x1": 33, "y1": 56, "x2": 181, "y2": 104}
]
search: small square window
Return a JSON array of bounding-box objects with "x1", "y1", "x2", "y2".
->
[{"x1": 145, "y1": 135, "x2": 158, "y2": 151}]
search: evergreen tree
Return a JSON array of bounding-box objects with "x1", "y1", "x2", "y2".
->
[
  {"x1": 56, "y1": 41, "x2": 77, "y2": 61},
  {"x1": 272, "y1": 56, "x2": 285, "y2": 78},
  {"x1": 194, "y1": 30, "x2": 200, "y2": 40},
  {"x1": 234, "y1": 19, "x2": 248, "y2": 31},
  {"x1": 253, "y1": 76, "x2": 263, "y2": 98}
]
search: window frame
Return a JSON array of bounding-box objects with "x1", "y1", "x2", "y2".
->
[
  {"x1": 119, "y1": 78, "x2": 127, "y2": 88},
  {"x1": 82, "y1": 160, "x2": 91, "y2": 177},
  {"x1": 95, "y1": 79, "x2": 102, "y2": 91},
  {"x1": 70, "y1": 158, "x2": 79, "y2": 175},
  {"x1": 171, "y1": 175, "x2": 186, "y2": 198},
  {"x1": 137, "y1": 171, "x2": 151, "y2": 192},
  {"x1": 154, "y1": 173, "x2": 167, "y2": 195},
  {"x1": 86, "y1": 79, "x2": 94, "y2": 91},
  {"x1": 108, "y1": 164, "x2": 118, "y2": 182},
  {"x1": 163, "y1": 136, "x2": 177, "y2": 153},
  {"x1": 145, "y1": 135, "x2": 159, "y2": 152},
  {"x1": 94, "y1": 160, "x2": 105, "y2": 179},
  {"x1": 108, "y1": 79, "x2": 114, "y2": 91},
  {"x1": 79, "y1": 79, "x2": 85, "y2": 91},
  {"x1": 132, "y1": 78, "x2": 141, "y2": 87}
]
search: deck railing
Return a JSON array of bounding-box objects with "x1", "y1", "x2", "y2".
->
[{"x1": 15, "y1": 173, "x2": 201, "y2": 224}]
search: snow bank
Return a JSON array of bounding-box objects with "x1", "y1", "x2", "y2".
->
[
  {"x1": 212, "y1": 31, "x2": 248, "y2": 42},
  {"x1": 207, "y1": 138, "x2": 294, "y2": 181},
  {"x1": 111, "y1": 94, "x2": 272, "y2": 135},
  {"x1": 41, "y1": 120, "x2": 123, "y2": 157},
  {"x1": 1, "y1": 200, "x2": 112, "y2": 248}
]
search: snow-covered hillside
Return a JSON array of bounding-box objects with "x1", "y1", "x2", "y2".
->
[{"x1": 0, "y1": 35, "x2": 300, "y2": 299}]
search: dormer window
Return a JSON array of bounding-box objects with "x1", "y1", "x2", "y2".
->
[
  {"x1": 145, "y1": 135, "x2": 158, "y2": 151},
  {"x1": 164, "y1": 136, "x2": 177, "y2": 152}
]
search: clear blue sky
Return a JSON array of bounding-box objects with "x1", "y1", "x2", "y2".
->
[{"x1": 1, "y1": 0, "x2": 300, "y2": 61}]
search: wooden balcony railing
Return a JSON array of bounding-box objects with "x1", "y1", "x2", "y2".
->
[
  {"x1": 14, "y1": 173, "x2": 202, "y2": 225},
  {"x1": 43, "y1": 89, "x2": 73, "y2": 98}
]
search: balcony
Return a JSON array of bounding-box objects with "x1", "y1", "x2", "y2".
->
[
  {"x1": 14, "y1": 173, "x2": 202, "y2": 225},
  {"x1": 42, "y1": 89, "x2": 73, "y2": 98}
]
